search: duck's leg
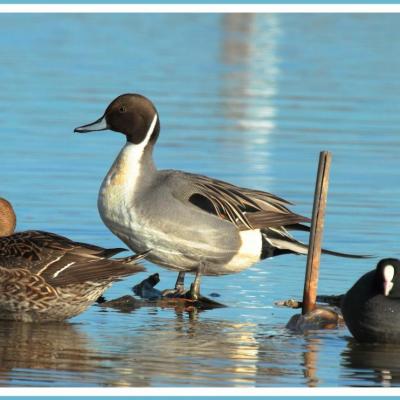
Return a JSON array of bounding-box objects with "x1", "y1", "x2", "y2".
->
[
  {"x1": 175, "y1": 271, "x2": 185, "y2": 292},
  {"x1": 189, "y1": 270, "x2": 202, "y2": 301},
  {"x1": 162, "y1": 271, "x2": 186, "y2": 297}
]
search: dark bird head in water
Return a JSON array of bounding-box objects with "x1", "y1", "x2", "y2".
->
[{"x1": 375, "y1": 258, "x2": 400, "y2": 297}]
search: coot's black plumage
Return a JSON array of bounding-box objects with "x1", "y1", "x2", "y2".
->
[{"x1": 342, "y1": 258, "x2": 400, "y2": 344}]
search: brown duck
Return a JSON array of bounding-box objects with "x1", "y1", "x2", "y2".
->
[{"x1": 0, "y1": 198, "x2": 145, "y2": 322}]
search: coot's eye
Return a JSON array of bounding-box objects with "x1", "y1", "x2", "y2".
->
[{"x1": 119, "y1": 106, "x2": 126, "y2": 113}]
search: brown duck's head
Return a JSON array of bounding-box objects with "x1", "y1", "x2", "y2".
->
[{"x1": 0, "y1": 198, "x2": 16, "y2": 237}]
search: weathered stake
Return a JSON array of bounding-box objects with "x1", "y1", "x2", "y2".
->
[{"x1": 302, "y1": 151, "x2": 332, "y2": 315}]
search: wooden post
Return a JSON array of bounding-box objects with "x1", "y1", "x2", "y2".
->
[{"x1": 302, "y1": 151, "x2": 332, "y2": 315}]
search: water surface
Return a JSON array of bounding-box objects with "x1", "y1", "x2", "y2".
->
[{"x1": 1, "y1": 13, "x2": 400, "y2": 387}]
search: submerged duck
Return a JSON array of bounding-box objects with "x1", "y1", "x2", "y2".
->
[
  {"x1": 342, "y1": 258, "x2": 400, "y2": 344},
  {"x1": 74, "y1": 93, "x2": 365, "y2": 300},
  {"x1": 0, "y1": 197, "x2": 145, "y2": 322}
]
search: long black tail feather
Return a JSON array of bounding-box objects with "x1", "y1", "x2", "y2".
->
[
  {"x1": 320, "y1": 248, "x2": 372, "y2": 259},
  {"x1": 261, "y1": 230, "x2": 372, "y2": 260}
]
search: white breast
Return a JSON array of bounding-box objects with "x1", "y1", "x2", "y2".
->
[{"x1": 97, "y1": 114, "x2": 158, "y2": 247}]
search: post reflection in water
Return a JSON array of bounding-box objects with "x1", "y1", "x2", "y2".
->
[
  {"x1": 0, "y1": 309, "x2": 262, "y2": 386},
  {"x1": 0, "y1": 305, "x2": 324, "y2": 387},
  {"x1": 220, "y1": 14, "x2": 281, "y2": 180},
  {"x1": 302, "y1": 336, "x2": 323, "y2": 388},
  {"x1": 0, "y1": 298, "x2": 399, "y2": 387},
  {"x1": 99, "y1": 309, "x2": 334, "y2": 387},
  {"x1": 0, "y1": 299, "x2": 347, "y2": 388}
]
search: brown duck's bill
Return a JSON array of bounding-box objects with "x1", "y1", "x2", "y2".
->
[{"x1": 74, "y1": 115, "x2": 108, "y2": 133}]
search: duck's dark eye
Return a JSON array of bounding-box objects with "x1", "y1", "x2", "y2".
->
[{"x1": 119, "y1": 106, "x2": 126, "y2": 113}]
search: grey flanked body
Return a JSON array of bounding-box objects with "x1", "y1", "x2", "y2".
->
[
  {"x1": 75, "y1": 93, "x2": 367, "y2": 299},
  {"x1": 0, "y1": 197, "x2": 145, "y2": 322},
  {"x1": 99, "y1": 168, "x2": 243, "y2": 276}
]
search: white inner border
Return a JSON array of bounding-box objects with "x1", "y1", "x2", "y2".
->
[
  {"x1": 1, "y1": 4, "x2": 400, "y2": 12},
  {"x1": 1, "y1": 3, "x2": 400, "y2": 397},
  {"x1": 3, "y1": 386, "x2": 400, "y2": 395}
]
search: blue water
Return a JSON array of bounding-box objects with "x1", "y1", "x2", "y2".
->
[{"x1": 1, "y1": 13, "x2": 400, "y2": 387}]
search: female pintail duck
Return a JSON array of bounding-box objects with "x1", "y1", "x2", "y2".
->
[
  {"x1": 342, "y1": 258, "x2": 400, "y2": 344},
  {"x1": 74, "y1": 93, "x2": 366, "y2": 300},
  {"x1": 0, "y1": 197, "x2": 145, "y2": 322}
]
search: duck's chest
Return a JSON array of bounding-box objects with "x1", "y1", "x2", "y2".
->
[
  {"x1": 98, "y1": 177, "x2": 130, "y2": 224},
  {"x1": 98, "y1": 179, "x2": 171, "y2": 255},
  {"x1": 97, "y1": 144, "x2": 153, "y2": 244}
]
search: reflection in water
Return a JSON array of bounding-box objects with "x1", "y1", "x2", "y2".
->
[
  {"x1": 106, "y1": 311, "x2": 333, "y2": 387},
  {"x1": 302, "y1": 337, "x2": 320, "y2": 387},
  {"x1": 0, "y1": 311, "x2": 262, "y2": 386},
  {"x1": 0, "y1": 309, "x2": 325, "y2": 387},
  {"x1": 255, "y1": 331, "x2": 326, "y2": 387},
  {"x1": 0, "y1": 297, "x2": 398, "y2": 387},
  {"x1": 220, "y1": 14, "x2": 281, "y2": 178},
  {"x1": 341, "y1": 339, "x2": 400, "y2": 387},
  {"x1": 101, "y1": 311, "x2": 262, "y2": 386},
  {"x1": 0, "y1": 322, "x2": 118, "y2": 386}
]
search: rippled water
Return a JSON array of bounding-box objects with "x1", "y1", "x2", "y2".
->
[{"x1": 1, "y1": 13, "x2": 400, "y2": 387}]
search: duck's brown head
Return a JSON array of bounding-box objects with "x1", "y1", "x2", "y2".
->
[{"x1": 0, "y1": 198, "x2": 16, "y2": 237}]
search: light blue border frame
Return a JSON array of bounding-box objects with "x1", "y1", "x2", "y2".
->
[
  {"x1": 1, "y1": 0, "x2": 400, "y2": 4},
  {"x1": 0, "y1": 4, "x2": 398, "y2": 400}
]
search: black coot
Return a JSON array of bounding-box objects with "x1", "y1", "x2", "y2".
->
[{"x1": 342, "y1": 258, "x2": 400, "y2": 344}]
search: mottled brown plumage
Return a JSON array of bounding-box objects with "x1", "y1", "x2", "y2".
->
[{"x1": 0, "y1": 198, "x2": 146, "y2": 322}]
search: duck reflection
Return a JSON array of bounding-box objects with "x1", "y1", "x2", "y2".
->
[
  {"x1": 103, "y1": 312, "x2": 261, "y2": 386},
  {"x1": 100, "y1": 309, "x2": 327, "y2": 387},
  {"x1": 0, "y1": 309, "x2": 332, "y2": 387},
  {"x1": 0, "y1": 322, "x2": 102, "y2": 385},
  {"x1": 341, "y1": 338, "x2": 400, "y2": 387},
  {"x1": 0, "y1": 320, "x2": 156, "y2": 386}
]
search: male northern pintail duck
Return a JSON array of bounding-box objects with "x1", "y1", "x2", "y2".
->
[
  {"x1": 342, "y1": 258, "x2": 400, "y2": 344},
  {"x1": 0, "y1": 197, "x2": 145, "y2": 322},
  {"x1": 74, "y1": 93, "x2": 366, "y2": 300}
]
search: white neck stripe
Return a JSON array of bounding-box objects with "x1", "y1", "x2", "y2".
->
[{"x1": 141, "y1": 113, "x2": 158, "y2": 148}]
